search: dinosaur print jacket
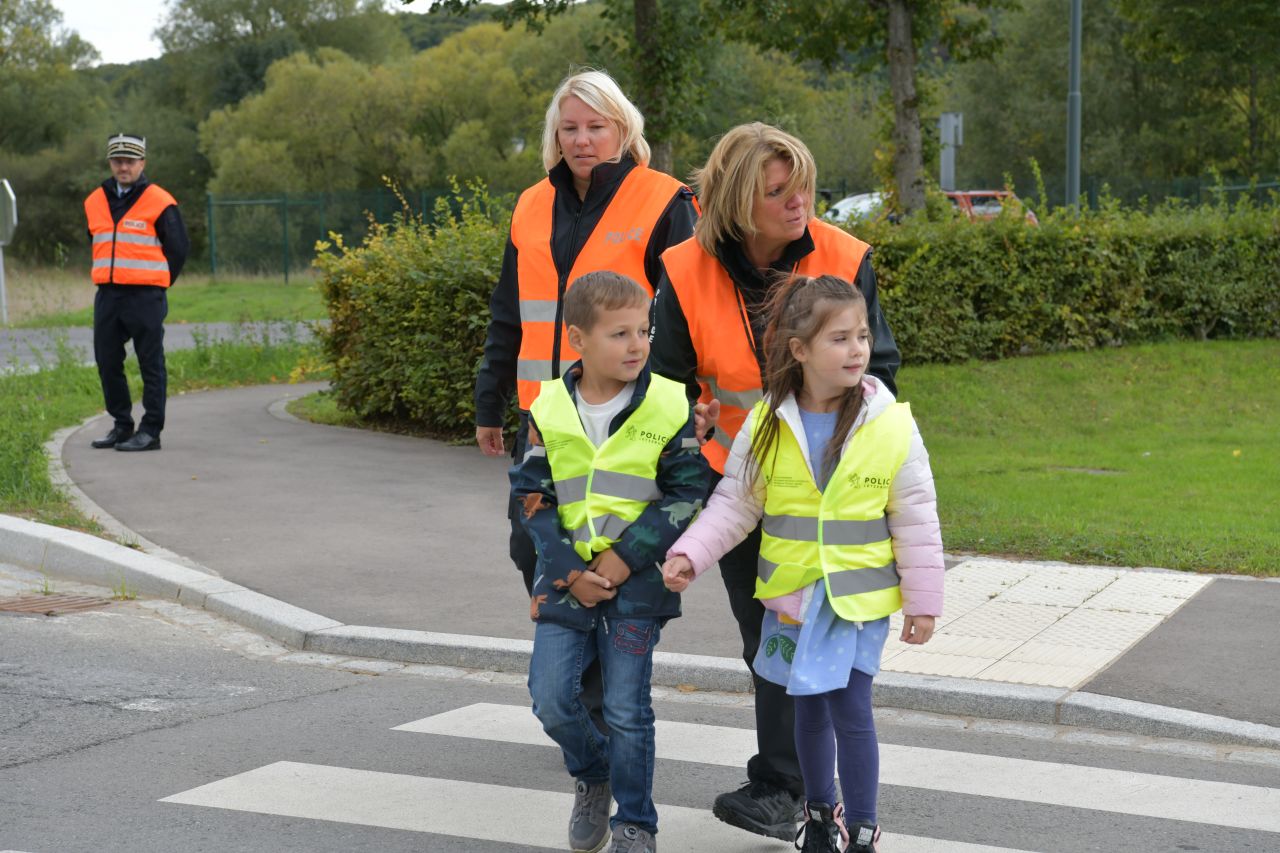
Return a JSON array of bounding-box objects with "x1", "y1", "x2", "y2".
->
[{"x1": 510, "y1": 362, "x2": 710, "y2": 630}]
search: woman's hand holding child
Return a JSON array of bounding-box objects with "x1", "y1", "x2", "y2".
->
[{"x1": 661, "y1": 556, "x2": 695, "y2": 592}]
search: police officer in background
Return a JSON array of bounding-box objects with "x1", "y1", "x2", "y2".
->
[{"x1": 85, "y1": 133, "x2": 189, "y2": 452}]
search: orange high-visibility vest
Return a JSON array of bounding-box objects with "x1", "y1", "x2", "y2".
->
[
  {"x1": 509, "y1": 166, "x2": 686, "y2": 410},
  {"x1": 85, "y1": 184, "x2": 177, "y2": 287},
  {"x1": 660, "y1": 219, "x2": 870, "y2": 474}
]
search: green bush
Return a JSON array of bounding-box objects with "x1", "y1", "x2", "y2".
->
[
  {"x1": 859, "y1": 199, "x2": 1280, "y2": 363},
  {"x1": 315, "y1": 186, "x2": 1278, "y2": 436},
  {"x1": 314, "y1": 185, "x2": 509, "y2": 437}
]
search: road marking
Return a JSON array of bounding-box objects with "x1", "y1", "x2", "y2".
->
[
  {"x1": 161, "y1": 761, "x2": 1034, "y2": 852},
  {"x1": 396, "y1": 703, "x2": 1280, "y2": 834}
]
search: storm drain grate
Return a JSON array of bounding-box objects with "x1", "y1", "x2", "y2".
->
[{"x1": 0, "y1": 594, "x2": 114, "y2": 616}]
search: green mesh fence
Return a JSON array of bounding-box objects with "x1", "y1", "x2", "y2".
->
[{"x1": 206, "y1": 188, "x2": 452, "y2": 279}]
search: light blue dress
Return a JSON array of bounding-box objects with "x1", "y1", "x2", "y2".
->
[{"x1": 752, "y1": 407, "x2": 890, "y2": 696}]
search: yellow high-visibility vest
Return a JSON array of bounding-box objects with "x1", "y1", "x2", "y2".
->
[
  {"x1": 531, "y1": 374, "x2": 689, "y2": 561},
  {"x1": 752, "y1": 401, "x2": 912, "y2": 622}
]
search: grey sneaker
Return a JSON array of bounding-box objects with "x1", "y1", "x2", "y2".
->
[
  {"x1": 608, "y1": 823, "x2": 655, "y2": 853},
  {"x1": 569, "y1": 779, "x2": 612, "y2": 853}
]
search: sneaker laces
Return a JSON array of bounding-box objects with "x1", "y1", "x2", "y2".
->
[{"x1": 573, "y1": 781, "x2": 608, "y2": 823}]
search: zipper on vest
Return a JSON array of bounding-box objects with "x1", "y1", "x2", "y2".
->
[{"x1": 551, "y1": 205, "x2": 587, "y2": 379}]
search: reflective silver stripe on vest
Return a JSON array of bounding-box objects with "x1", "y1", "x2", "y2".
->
[
  {"x1": 523, "y1": 445, "x2": 546, "y2": 462},
  {"x1": 517, "y1": 359, "x2": 576, "y2": 382},
  {"x1": 825, "y1": 517, "x2": 890, "y2": 546},
  {"x1": 827, "y1": 561, "x2": 901, "y2": 598},
  {"x1": 763, "y1": 514, "x2": 818, "y2": 541},
  {"x1": 555, "y1": 475, "x2": 588, "y2": 505},
  {"x1": 92, "y1": 233, "x2": 114, "y2": 244},
  {"x1": 571, "y1": 513, "x2": 633, "y2": 545},
  {"x1": 762, "y1": 514, "x2": 889, "y2": 546},
  {"x1": 519, "y1": 299, "x2": 558, "y2": 323},
  {"x1": 758, "y1": 555, "x2": 782, "y2": 584},
  {"x1": 712, "y1": 428, "x2": 733, "y2": 452},
  {"x1": 94, "y1": 257, "x2": 168, "y2": 272},
  {"x1": 696, "y1": 375, "x2": 763, "y2": 411},
  {"x1": 111, "y1": 232, "x2": 162, "y2": 246},
  {"x1": 592, "y1": 470, "x2": 662, "y2": 503}
]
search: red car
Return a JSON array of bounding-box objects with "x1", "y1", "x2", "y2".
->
[{"x1": 945, "y1": 190, "x2": 1039, "y2": 225}]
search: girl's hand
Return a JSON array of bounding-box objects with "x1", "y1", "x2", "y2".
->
[
  {"x1": 661, "y1": 556, "x2": 695, "y2": 591},
  {"x1": 900, "y1": 615, "x2": 936, "y2": 645}
]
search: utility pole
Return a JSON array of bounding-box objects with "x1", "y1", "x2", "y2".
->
[
  {"x1": 1066, "y1": 0, "x2": 1083, "y2": 208},
  {"x1": 939, "y1": 112, "x2": 963, "y2": 192}
]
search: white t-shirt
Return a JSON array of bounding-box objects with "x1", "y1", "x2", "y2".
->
[{"x1": 576, "y1": 383, "x2": 634, "y2": 447}]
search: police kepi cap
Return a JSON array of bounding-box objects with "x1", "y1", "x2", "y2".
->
[{"x1": 106, "y1": 133, "x2": 146, "y2": 159}]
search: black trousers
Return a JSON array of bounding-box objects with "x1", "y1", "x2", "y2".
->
[
  {"x1": 719, "y1": 524, "x2": 804, "y2": 797},
  {"x1": 509, "y1": 414, "x2": 606, "y2": 728},
  {"x1": 93, "y1": 285, "x2": 167, "y2": 435}
]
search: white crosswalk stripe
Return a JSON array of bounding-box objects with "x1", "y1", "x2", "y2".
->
[
  {"x1": 159, "y1": 702, "x2": 1280, "y2": 851},
  {"x1": 397, "y1": 703, "x2": 1280, "y2": 834},
  {"x1": 161, "y1": 761, "x2": 1031, "y2": 852}
]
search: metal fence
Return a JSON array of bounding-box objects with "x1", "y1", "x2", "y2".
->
[{"x1": 205, "y1": 188, "x2": 453, "y2": 280}]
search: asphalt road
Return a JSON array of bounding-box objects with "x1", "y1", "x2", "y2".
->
[{"x1": 3, "y1": 565, "x2": 1278, "y2": 853}]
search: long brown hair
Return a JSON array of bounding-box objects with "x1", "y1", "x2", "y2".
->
[{"x1": 746, "y1": 275, "x2": 870, "y2": 487}]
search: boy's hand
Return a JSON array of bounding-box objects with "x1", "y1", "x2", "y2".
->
[
  {"x1": 591, "y1": 549, "x2": 631, "y2": 587},
  {"x1": 900, "y1": 615, "x2": 936, "y2": 645},
  {"x1": 570, "y1": 570, "x2": 616, "y2": 607},
  {"x1": 693, "y1": 400, "x2": 721, "y2": 446},
  {"x1": 661, "y1": 556, "x2": 694, "y2": 592}
]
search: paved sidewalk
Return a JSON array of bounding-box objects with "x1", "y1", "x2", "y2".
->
[{"x1": 4, "y1": 382, "x2": 1279, "y2": 748}]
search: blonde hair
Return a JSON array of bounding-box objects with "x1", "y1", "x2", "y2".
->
[
  {"x1": 563, "y1": 271, "x2": 650, "y2": 331},
  {"x1": 541, "y1": 69, "x2": 651, "y2": 172},
  {"x1": 692, "y1": 122, "x2": 817, "y2": 254}
]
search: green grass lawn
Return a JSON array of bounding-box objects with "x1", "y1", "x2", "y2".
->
[
  {"x1": 12, "y1": 274, "x2": 325, "y2": 327},
  {"x1": 0, "y1": 333, "x2": 323, "y2": 532},
  {"x1": 901, "y1": 339, "x2": 1279, "y2": 575}
]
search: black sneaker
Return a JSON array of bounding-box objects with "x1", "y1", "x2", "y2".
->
[
  {"x1": 795, "y1": 802, "x2": 847, "y2": 853},
  {"x1": 711, "y1": 780, "x2": 803, "y2": 841},
  {"x1": 846, "y1": 819, "x2": 881, "y2": 852}
]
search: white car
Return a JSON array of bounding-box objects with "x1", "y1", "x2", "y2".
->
[{"x1": 822, "y1": 192, "x2": 886, "y2": 224}]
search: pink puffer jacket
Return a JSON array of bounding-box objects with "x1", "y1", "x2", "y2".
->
[{"x1": 668, "y1": 377, "x2": 944, "y2": 621}]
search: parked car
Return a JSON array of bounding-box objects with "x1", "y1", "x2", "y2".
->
[
  {"x1": 822, "y1": 191, "x2": 887, "y2": 224},
  {"x1": 944, "y1": 190, "x2": 1039, "y2": 225}
]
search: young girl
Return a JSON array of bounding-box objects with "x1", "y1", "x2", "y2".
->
[{"x1": 661, "y1": 275, "x2": 943, "y2": 853}]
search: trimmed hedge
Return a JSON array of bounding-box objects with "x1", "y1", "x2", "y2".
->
[
  {"x1": 314, "y1": 188, "x2": 508, "y2": 436},
  {"x1": 860, "y1": 202, "x2": 1280, "y2": 363},
  {"x1": 315, "y1": 190, "x2": 1278, "y2": 438}
]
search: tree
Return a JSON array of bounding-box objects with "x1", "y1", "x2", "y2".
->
[
  {"x1": 1117, "y1": 0, "x2": 1280, "y2": 176},
  {"x1": 716, "y1": 0, "x2": 1015, "y2": 213},
  {"x1": 408, "y1": 0, "x2": 705, "y2": 175},
  {"x1": 156, "y1": 0, "x2": 408, "y2": 113},
  {"x1": 0, "y1": 0, "x2": 101, "y2": 151}
]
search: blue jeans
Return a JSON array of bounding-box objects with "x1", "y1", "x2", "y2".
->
[{"x1": 529, "y1": 617, "x2": 661, "y2": 834}]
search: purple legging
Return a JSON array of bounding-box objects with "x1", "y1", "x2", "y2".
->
[{"x1": 793, "y1": 668, "x2": 878, "y2": 822}]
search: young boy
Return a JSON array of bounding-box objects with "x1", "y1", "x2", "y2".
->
[{"x1": 510, "y1": 271, "x2": 710, "y2": 853}]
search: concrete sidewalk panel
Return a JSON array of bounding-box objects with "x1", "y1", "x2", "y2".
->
[
  {"x1": 874, "y1": 671, "x2": 1066, "y2": 724},
  {"x1": 1061, "y1": 692, "x2": 1280, "y2": 750},
  {"x1": 205, "y1": 589, "x2": 341, "y2": 647},
  {"x1": 306, "y1": 625, "x2": 533, "y2": 672}
]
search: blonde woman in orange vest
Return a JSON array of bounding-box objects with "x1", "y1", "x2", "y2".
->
[
  {"x1": 84, "y1": 133, "x2": 189, "y2": 452},
  {"x1": 648, "y1": 123, "x2": 900, "y2": 841},
  {"x1": 474, "y1": 70, "x2": 698, "y2": 596}
]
